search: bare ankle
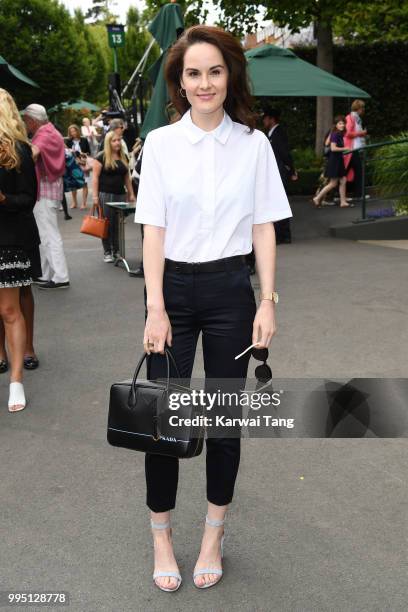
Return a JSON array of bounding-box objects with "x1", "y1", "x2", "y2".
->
[{"x1": 152, "y1": 529, "x2": 173, "y2": 549}]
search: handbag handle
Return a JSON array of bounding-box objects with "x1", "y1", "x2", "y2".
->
[
  {"x1": 128, "y1": 347, "x2": 181, "y2": 407},
  {"x1": 90, "y1": 202, "x2": 104, "y2": 219}
]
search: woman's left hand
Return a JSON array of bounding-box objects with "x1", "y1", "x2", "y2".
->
[
  {"x1": 252, "y1": 301, "x2": 276, "y2": 348},
  {"x1": 127, "y1": 193, "x2": 136, "y2": 203}
]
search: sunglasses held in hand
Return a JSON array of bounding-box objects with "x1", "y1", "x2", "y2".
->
[{"x1": 235, "y1": 343, "x2": 272, "y2": 383}]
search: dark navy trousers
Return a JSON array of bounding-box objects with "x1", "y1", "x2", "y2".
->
[{"x1": 145, "y1": 264, "x2": 256, "y2": 512}]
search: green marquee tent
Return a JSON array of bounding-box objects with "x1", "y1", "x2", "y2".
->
[
  {"x1": 245, "y1": 44, "x2": 370, "y2": 98},
  {"x1": 140, "y1": 3, "x2": 184, "y2": 139}
]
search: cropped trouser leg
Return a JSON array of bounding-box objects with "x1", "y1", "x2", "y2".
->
[
  {"x1": 145, "y1": 292, "x2": 199, "y2": 512},
  {"x1": 99, "y1": 192, "x2": 120, "y2": 253},
  {"x1": 201, "y1": 286, "x2": 255, "y2": 506},
  {"x1": 144, "y1": 267, "x2": 256, "y2": 513}
]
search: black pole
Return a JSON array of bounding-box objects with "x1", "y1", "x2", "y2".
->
[
  {"x1": 361, "y1": 149, "x2": 367, "y2": 220},
  {"x1": 131, "y1": 94, "x2": 139, "y2": 137},
  {"x1": 139, "y1": 74, "x2": 145, "y2": 124},
  {"x1": 353, "y1": 148, "x2": 374, "y2": 224}
]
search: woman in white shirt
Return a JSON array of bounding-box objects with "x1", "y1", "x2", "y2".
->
[{"x1": 135, "y1": 25, "x2": 292, "y2": 593}]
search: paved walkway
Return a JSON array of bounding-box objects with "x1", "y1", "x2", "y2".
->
[
  {"x1": 0, "y1": 197, "x2": 407, "y2": 611},
  {"x1": 358, "y1": 240, "x2": 408, "y2": 250}
]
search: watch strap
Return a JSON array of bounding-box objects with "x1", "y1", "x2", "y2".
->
[{"x1": 259, "y1": 292, "x2": 279, "y2": 304}]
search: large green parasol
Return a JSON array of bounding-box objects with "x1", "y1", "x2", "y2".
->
[
  {"x1": 245, "y1": 45, "x2": 370, "y2": 98},
  {"x1": 140, "y1": 3, "x2": 184, "y2": 139},
  {"x1": 0, "y1": 55, "x2": 39, "y2": 88},
  {"x1": 48, "y1": 99, "x2": 100, "y2": 113}
]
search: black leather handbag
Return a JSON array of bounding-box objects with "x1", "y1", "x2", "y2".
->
[{"x1": 107, "y1": 349, "x2": 205, "y2": 458}]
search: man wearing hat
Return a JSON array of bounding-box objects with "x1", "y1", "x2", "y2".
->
[{"x1": 22, "y1": 104, "x2": 70, "y2": 289}]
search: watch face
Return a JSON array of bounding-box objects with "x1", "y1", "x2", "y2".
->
[{"x1": 273, "y1": 292, "x2": 279, "y2": 304}]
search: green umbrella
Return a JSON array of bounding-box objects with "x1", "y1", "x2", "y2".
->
[
  {"x1": 0, "y1": 54, "x2": 39, "y2": 88},
  {"x1": 245, "y1": 45, "x2": 370, "y2": 98},
  {"x1": 140, "y1": 3, "x2": 184, "y2": 139},
  {"x1": 48, "y1": 99, "x2": 100, "y2": 113}
]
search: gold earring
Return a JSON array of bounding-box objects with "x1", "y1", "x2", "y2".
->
[{"x1": 179, "y1": 87, "x2": 187, "y2": 98}]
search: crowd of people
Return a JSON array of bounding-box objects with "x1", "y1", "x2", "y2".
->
[
  {"x1": 0, "y1": 93, "x2": 140, "y2": 413},
  {"x1": 60, "y1": 114, "x2": 134, "y2": 216}
]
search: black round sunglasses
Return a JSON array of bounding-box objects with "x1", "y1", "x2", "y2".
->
[{"x1": 252, "y1": 347, "x2": 272, "y2": 383}]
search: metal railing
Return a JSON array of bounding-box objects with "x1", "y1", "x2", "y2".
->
[{"x1": 344, "y1": 137, "x2": 408, "y2": 222}]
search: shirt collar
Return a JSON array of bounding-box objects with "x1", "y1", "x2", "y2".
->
[
  {"x1": 180, "y1": 108, "x2": 233, "y2": 145},
  {"x1": 267, "y1": 124, "x2": 279, "y2": 138}
]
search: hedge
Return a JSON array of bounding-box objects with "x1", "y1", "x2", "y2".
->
[{"x1": 286, "y1": 169, "x2": 321, "y2": 196}]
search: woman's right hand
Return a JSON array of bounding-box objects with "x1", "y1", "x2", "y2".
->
[{"x1": 144, "y1": 307, "x2": 172, "y2": 354}]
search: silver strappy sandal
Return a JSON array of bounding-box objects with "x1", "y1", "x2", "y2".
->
[
  {"x1": 151, "y1": 520, "x2": 182, "y2": 592},
  {"x1": 193, "y1": 515, "x2": 225, "y2": 589}
]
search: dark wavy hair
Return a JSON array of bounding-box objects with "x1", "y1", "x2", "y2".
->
[
  {"x1": 333, "y1": 115, "x2": 346, "y2": 132},
  {"x1": 164, "y1": 25, "x2": 256, "y2": 132}
]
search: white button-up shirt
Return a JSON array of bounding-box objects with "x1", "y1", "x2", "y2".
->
[
  {"x1": 134, "y1": 109, "x2": 292, "y2": 262},
  {"x1": 351, "y1": 111, "x2": 366, "y2": 150}
]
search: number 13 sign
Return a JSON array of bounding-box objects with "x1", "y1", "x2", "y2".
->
[{"x1": 107, "y1": 24, "x2": 125, "y2": 48}]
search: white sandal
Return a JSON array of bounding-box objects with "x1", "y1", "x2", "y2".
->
[
  {"x1": 193, "y1": 515, "x2": 225, "y2": 589},
  {"x1": 8, "y1": 382, "x2": 26, "y2": 413},
  {"x1": 151, "y1": 520, "x2": 182, "y2": 592}
]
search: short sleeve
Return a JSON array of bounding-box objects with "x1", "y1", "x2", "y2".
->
[
  {"x1": 134, "y1": 133, "x2": 166, "y2": 227},
  {"x1": 95, "y1": 152, "x2": 104, "y2": 165},
  {"x1": 253, "y1": 134, "x2": 293, "y2": 224}
]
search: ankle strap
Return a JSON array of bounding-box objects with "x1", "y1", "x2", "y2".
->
[
  {"x1": 151, "y1": 520, "x2": 170, "y2": 530},
  {"x1": 206, "y1": 515, "x2": 225, "y2": 527}
]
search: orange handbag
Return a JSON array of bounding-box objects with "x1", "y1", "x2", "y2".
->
[{"x1": 80, "y1": 203, "x2": 109, "y2": 239}]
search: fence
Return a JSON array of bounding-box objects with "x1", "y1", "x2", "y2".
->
[{"x1": 347, "y1": 137, "x2": 408, "y2": 222}]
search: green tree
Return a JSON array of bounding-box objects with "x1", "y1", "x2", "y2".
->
[
  {"x1": 143, "y1": 0, "x2": 207, "y2": 29},
  {"x1": 0, "y1": 0, "x2": 91, "y2": 107},
  {"x1": 74, "y1": 9, "x2": 111, "y2": 102},
  {"x1": 117, "y1": 6, "x2": 160, "y2": 89},
  {"x1": 85, "y1": 24, "x2": 112, "y2": 103},
  {"x1": 85, "y1": 0, "x2": 118, "y2": 24},
  {"x1": 334, "y1": 1, "x2": 408, "y2": 43}
]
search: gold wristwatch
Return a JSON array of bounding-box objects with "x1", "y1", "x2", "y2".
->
[{"x1": 259, "y1": 291, "x2": 279, "y2": 304}]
